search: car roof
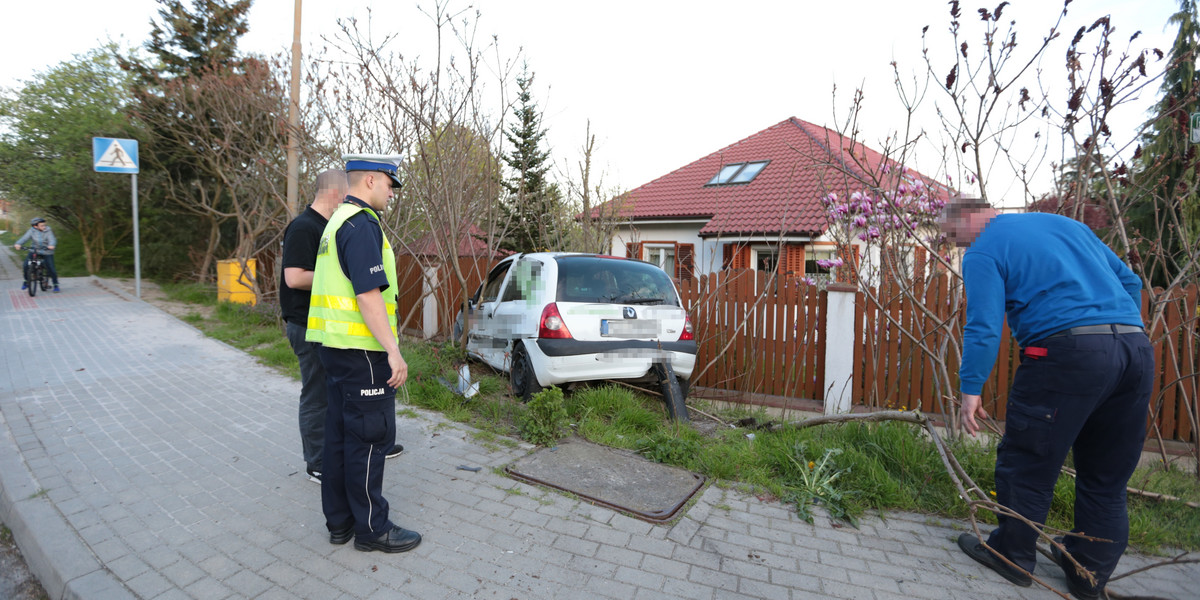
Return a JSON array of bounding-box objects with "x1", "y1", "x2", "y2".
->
[{"x1": 512, "y1": 252, "x2": 631, "y2": 262}]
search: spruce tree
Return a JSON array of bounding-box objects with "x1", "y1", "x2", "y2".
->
[
  {"x1": 1132, "y1": 0, "x2": 1200, "y2": 285},
  {"x1": 119, "y1": 0, "x2": 255, "y2": 280},
  {"x1": 500, "y1": 69, "x2": 562, "y2": 252},
  {"x1": 123, "y1": 0, "x2": 252, "y2": 84}
]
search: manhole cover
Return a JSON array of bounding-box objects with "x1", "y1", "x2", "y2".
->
[{"x1": 506, "y1": 436, "x2": 705, "y2": 522}]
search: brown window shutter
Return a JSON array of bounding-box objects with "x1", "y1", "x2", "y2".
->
[
  {"x1": 676, "y1": 243, "x2": 695, "y2": 280},
  {"x1": 626, "y1": 242, "x2": 643, "y2": 259},
  {"x1": 735, "y1": 245, "x2": 751, "y2": 270},
  {"x1": 785, "y1": 244, "x2": 806, "y2": 278},
  {"x1": 836, "y1": 244, "x2": 859, "y2": 283},
  {"x1": 722, "y1": 244, "x2": 734, "y2": 269}
]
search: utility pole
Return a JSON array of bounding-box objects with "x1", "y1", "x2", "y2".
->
[{"x1": 286, "y1": 0, "x2": 302, "y2": 217}]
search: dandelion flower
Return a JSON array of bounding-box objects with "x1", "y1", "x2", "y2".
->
[
  {"x1": 989, "y1": 490, "x2": 997, "y2": 497},
  {"x1": 808, "y1": 461, "x2": 816, "y2": 470}
]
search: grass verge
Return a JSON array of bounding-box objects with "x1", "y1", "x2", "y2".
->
[{"x1": 154, "y1": 294, "x2": 1200, "y2": 553}]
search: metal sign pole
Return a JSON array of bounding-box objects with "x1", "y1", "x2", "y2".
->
[
  {"x1": 93, "y1": 137, "x2": 140, "y2": 297},
  {"x1": 132, "y1": 173, "x2": 141, "y2": 298}
]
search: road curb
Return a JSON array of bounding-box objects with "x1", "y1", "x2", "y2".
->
[{"x1": 0, "y1": 419, "x2": 133, "y2": 600}]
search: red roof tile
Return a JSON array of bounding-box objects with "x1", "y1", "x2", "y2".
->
[{"x1": 595, "y1": 117, "x2": 929, "y2": 237}]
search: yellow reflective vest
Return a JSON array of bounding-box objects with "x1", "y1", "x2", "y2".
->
[{"x1": 305, "y1": 203, "x2": 399, "y2": 350}]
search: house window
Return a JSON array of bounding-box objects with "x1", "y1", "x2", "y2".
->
[
  {"x1": 753, "y1": 247, "x2": 778, "y2": 273},
  {"x1": 805, "y1": 247, "x2": 835, "y2": 284},
  {"x1": 706, "y1": 160, "x2": 770, "y2": 186},
  {"x1": 646, "y1": 245, "x2": 676, "y2": 277}
]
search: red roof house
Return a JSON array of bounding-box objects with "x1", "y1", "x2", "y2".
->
[{"x1": 595, "y1": 117, "x2": 945, "y2": 284}]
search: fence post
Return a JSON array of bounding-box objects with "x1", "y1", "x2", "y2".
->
[
  {"x1": 823, "y1": 283, "x2": 857, "y2": 415},
  {"x1": 422, "y1": 265, "x2": 439, "y2": 339}
]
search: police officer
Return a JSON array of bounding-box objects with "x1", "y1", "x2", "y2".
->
[
  {"x1": 946, "y1": 198, "x2": 1152, "y2": 600},
  {"x1": 306, "y1": 155, "x2": 421, "y2": 553}
]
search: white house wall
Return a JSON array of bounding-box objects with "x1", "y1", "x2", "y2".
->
[
  {"x1": 612, "y1": 224, "x2": 870, "y2": 277},
  {"x1": 611, "y1": 223, "x2": 715, "y2": 271}
]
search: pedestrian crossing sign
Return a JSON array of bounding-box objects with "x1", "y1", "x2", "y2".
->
[{"x1": 93, "y1": 137, "x2": 139, "y2": 173}]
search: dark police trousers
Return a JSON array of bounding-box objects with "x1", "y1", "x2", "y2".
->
[
  {"x1": 318, "y1": 346, "x2": 397, "y2": 540},
  {"x1": 988, "y1": 328, "x2": 1153, "y2": 589}
]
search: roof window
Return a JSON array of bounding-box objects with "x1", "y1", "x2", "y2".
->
[{"x1": 706, "y1": 161, "x2": 769, "y2": 186}]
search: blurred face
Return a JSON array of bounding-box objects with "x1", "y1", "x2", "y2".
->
[
  {"x1": 939, "y1": 209, "x2": 990, "y2": 248},
  {"x1": 33, "y1": 222, "x2": 47, "y2": 231}
]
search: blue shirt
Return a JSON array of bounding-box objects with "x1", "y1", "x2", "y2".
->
[
  {"x1": 959, "y1": 213, "x2": 1143, "y2": 395},
  {"x1": 334, "y1": 196, "x2": 390, "y2": 296}
]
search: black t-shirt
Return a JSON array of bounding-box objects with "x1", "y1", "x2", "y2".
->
[
  {"x1": 336, "y1": 197, "x2": 391, "y2": 297},
  {"x1": 279, "y1": 206, "x2": 329, "y2": 325}
]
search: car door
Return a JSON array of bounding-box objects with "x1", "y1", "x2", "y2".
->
[
  {"x1": 469, "y1": 258, "x2": 515, "y2": 369},
  {"x1": 489, "y1": 257, "x2": 546, "y2": 371}
]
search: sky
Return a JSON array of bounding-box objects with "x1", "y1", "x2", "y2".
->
[{"x1": 0, "y1": 0, "x2": 1184, "y2": 204}]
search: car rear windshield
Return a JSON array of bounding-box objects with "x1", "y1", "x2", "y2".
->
[{"x1": 555, "y1": 256, "x2": 680, "y2": 306}]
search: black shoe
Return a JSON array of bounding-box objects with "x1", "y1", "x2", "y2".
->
[
  {"x1": 1050, "y1": 537, "x2": 1107, "y2": 600},
  {"x1": 329, "y1": 523, "x2": 353, "y2": 545},
  {"x1": 354, "y1": 525, "x2": 422, "y2": 553},
  {"x1": 306, "y1": 467, "x2": 322, "y2": 484},
  {"x1": 386, "y1": 444, "x2": 403, "y2": 459},
  {"x1": 957, "y1": 533, "x2": 1032, "y2": 587}
]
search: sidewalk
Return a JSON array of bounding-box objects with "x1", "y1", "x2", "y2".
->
[{"x1": 0, "y1": 247, "x2": 1195, "y2": 600}]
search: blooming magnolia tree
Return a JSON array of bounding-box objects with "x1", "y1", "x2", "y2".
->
[{"x1": 819, "y1": 169, "x2": 950, "y2": 290}]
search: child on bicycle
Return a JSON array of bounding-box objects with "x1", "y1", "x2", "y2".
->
[{"x1": 14, "y1": 217, "x2": 60, "y2": 292}]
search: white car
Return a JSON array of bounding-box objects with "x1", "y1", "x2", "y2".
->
[{"x1": 456, "y1": 252, "x2": 697, "y2": 403}]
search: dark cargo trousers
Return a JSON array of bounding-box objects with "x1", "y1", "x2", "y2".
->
[
  {"x1": 987, "y1": 328, "x2": 1153, "y2": 590},
  {"x1": 318, "y1": 346, "x2": 398, "y2": 540},
  {"x1": 286, "y1": 321, "x2": 327, "y2": 472}
]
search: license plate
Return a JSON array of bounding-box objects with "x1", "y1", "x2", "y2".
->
[{"x1": 601, "y1": 319, "x2": 656, "y2": 338}]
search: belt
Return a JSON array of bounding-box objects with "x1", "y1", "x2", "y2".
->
[{"x1": 1045, "y1": 324, "x2": 1144, "y2": 339}]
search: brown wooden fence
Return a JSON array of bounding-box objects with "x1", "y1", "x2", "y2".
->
[
  {"x1": 394, "y1": 255, "x2": 492, "y2": 336},
  {"x1": 677, "y1": 269, "x2": 826, "y2": 402},
  {"x1": 393, "y1": 259, "x2": 1198, "y2": 443},
  {"x1": 847, "y1": 278, "x2": 1198, "y2": 443}
]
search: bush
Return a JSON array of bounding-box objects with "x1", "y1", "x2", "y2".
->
[{"x1": 520, "y1": 386, "x2": 568, "y2": 446}]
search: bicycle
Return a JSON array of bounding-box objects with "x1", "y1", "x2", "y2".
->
[{"x1": 24, "y1": 250, "x2": 50, "y2": 297}]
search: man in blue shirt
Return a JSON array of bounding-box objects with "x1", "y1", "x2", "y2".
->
[{"x1": 945, "y1": 198, "x2": 1152, "y2": 600}]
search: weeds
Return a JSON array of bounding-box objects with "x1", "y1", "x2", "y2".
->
[{"x1": 785, "y1": 444, "x2": 854, "y2": 526}]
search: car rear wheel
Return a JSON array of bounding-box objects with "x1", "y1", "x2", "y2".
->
[{"x1": 510, "y1": 343, "x2": 542, "y2": 403}]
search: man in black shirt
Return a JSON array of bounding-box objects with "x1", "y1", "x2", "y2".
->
[{"x1": 280, "y1": 169, "x2": 348, "y2": 483}]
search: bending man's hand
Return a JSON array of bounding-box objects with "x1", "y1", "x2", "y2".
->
[{"x1": 960, "y1": 393, "x2": 988, "y2": 436}]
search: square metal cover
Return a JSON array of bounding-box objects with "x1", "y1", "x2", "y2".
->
[{"x1": 505, "y1": 436, "x2": 705, "y2": 523}]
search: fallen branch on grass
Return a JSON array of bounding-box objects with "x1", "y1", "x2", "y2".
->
[{"x1": 1061, "y1": 467, "x2": 1200, "y2": 509}]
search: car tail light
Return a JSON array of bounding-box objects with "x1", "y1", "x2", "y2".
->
[
  {"x1": 679, "y1": 315, "x2": 694, "y2": 341},
  {"x1": 538, "y1": 303, "x2": 573, "y2": 339}
]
